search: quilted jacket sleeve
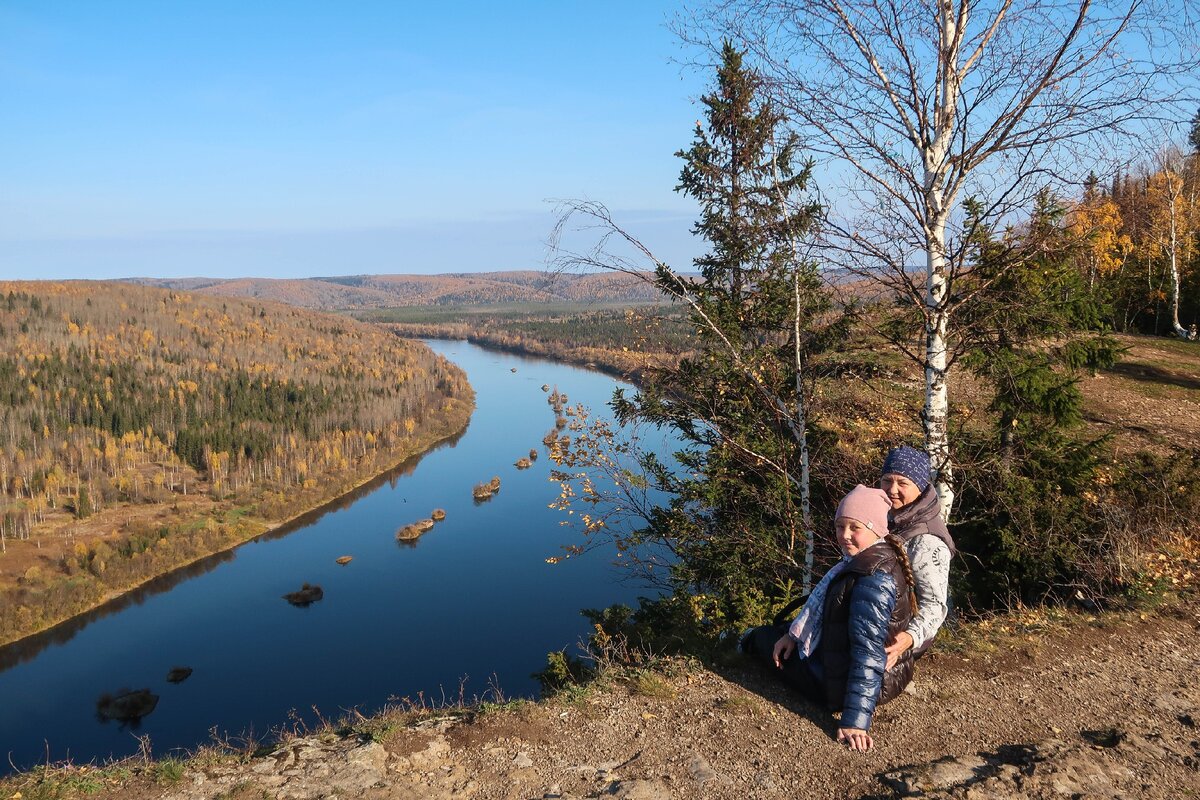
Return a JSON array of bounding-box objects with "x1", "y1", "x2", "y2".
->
[{"x1": 840, "y1": 570, "x2": 897, "y2": 731}]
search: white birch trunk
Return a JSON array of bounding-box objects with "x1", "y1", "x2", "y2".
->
[
  {"x1": 912, "y1": 1, "x2": 960, "y2": 524},
  {"x1": 924, "y1": 213, "x2": 954, "y2": 522},
  {"x1": 1168, "y1": 194, "x2": 1189, "y2": 340},
  {"x1": 794, "y1": 269, "x2": 815, "y2": 594}
]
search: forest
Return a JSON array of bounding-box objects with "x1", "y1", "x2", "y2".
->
[
  {"x1": 365, "y1": 303, "x2": 695, "y2": 380},
  {"x1": 131, "y1": 270, "x2": 666, "y2": 310},
  {"x1": 1076, "y1": 157, "x2": 1200, "y2": 337},
  {"x1": 0, "y1": 281, "x2": 472, "y2": 645}
]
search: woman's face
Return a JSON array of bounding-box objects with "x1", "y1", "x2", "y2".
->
[
  {"x1": 836, "y1": 517, "x2": 880, "y2": 557},
  {"x1": 879, "y1": 473, "x2": 921, "y2": 510}
]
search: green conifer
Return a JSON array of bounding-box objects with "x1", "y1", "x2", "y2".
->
[
  {"x1": 955, "y1": 192, "x2": 1121, "y2": 604},
  {"x1": 613, "y1": 43, "x2": 839, "y2": 623}
]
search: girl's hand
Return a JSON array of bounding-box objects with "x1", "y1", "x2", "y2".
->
[
  {"x1": 771, "y1": 635, "x2": 796, "y2": 668},
  {"x1": 837, "y1": 727, "x2": 874, "y2": 752}
]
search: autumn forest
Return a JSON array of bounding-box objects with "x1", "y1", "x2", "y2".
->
[{"x1": 0, "y1": 281, "x2": 472, "y2": 645}]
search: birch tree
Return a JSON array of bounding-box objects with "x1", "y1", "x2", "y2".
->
[
  {"x1": 1067, "y1": 176, "x2": 1131, "y2": 291},
  {"x1": 1146, "y1": 146, "x2": 1200, "y2": 340},
  {"x1": 686, "y1": 0, "x2": 1199, "y2": 519}
]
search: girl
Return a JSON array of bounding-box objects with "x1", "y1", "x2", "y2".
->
[{"x1": 740, "y1": 485, "x2": 917, "y2": 752}]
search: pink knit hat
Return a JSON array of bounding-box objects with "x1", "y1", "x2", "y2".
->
[{"x1": 834, "y1": 484, "x2": 891, "y2": 537}]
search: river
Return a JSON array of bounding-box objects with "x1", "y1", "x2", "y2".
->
[{"x1": 0, "y1": 340, "x2": 671, "y2": 773}]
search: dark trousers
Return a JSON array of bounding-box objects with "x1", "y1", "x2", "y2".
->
[{"x1": 742, "y1": 624, "x2": 826, "y2": 707}]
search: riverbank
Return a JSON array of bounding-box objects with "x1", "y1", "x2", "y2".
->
[
  {"x1": 380, "y1": 325, "x2": 685, "y2": 386},
  {"x1": 5, "y1": 603, "x2": 1197, "y2": 799},
  {"x1": 0, "y1": 388, "x2": 475, "y2": 650}
]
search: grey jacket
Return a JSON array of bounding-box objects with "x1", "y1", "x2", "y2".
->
[{"x1": 890, "y1": 487, "x2": 955, "y2": 653}]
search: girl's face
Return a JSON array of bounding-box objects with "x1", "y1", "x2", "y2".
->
[
  {"x1": 836, "y1": 517, "x2": 881, "y2": 557},
  {"x1": 879, "y1": 473, "x2": 921, "y2": 510}
]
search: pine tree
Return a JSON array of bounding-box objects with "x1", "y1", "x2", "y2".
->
[{"x1": 75, "y1": 486, "x2": 92, "y2": 519}]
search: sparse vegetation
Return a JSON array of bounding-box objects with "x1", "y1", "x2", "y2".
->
[
  {"x1": 150, "y1": 758, "x2": 185, "y2": 784},
  {"x1": 628, "y1": 670, "x2": 676, "y2": 699}
]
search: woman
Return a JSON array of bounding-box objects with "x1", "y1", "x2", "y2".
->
[
  {"x1": 740, "y1": 485, "x2": 916, "y2": 751},
  {"x1": 877, "y1": 445, "x2": 956, "y2": 668}
]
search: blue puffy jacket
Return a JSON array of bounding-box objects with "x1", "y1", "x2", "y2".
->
[{"x1": 819, "y1": 542, "x2": 914, "y2": 730}]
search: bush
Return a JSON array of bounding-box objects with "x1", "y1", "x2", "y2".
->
[
  {"x1": 952, "y1": 435, "x2": 1200, "y2": 610},
  {"x1": 532, "y1": 650, "x2": 592, "y2": 695}
]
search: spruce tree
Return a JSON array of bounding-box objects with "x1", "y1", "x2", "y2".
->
[
  {"x1": 961, "y1": 192, "x2": 1119, "y2": 454},
  {"x1": 955, "y1": 192, "x2": 1121, "y2": 604},
  {"x1": 611, "y1": 43, "x2": 838, "y2": 624}
]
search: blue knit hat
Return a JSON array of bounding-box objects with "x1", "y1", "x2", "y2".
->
[{"x1": 881, "y1": 445, "x2": 931, "y2": 492}]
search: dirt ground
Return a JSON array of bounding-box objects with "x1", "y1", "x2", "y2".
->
[
  {"x1": 1083, "y1": 336, "x2": 1200, "y2": 453},
  {"x1": 14, "y1": 605, "x2": 1197, "y2": 800}
]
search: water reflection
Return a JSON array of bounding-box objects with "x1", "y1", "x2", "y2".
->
[
  {"x1": 0, "y1": 550, "x2": 235, "y2": 674},
  {"x1": 96, "y1": 688, "x2": 159, "y2": 726}
]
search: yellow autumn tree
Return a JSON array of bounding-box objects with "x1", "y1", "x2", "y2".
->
[
  {"x1": 1144, "y1": 147, "x2": 1200, "y2": 339},
  {"x1": 1068, "y1": 180, "x2": 1132, "y2": 289}
]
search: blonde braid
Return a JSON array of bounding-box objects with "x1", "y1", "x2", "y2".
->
[{"x1": 885, "y1": 534, "x2": 919, "y2": 615}]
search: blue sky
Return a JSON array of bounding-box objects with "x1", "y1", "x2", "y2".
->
[{"x1": 0, "y1": 1, "x2": 707, "y2": 280}]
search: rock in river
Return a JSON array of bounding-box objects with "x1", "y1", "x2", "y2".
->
[
  {"x1": 166, "y1": 666, "x2": 193, "y2": 683},
  {"x1": 283, "y1": 583, "x2": 324, "y2": 606}
]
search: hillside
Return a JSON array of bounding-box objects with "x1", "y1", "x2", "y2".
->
[
  {"x1": 0, "y1": 281, "x2": 473, "y2": 646},
  {"x1": 126, "y1": 271, "x2": 668, "y2": 310}
]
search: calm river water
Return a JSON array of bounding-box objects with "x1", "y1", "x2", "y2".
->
[{"x1": 0, "y1": 341, "x2": 668, "y2": 773}]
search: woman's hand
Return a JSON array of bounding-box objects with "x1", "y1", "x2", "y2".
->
[
  {"x1": 837, "y1": 727, "x2": 874, "y2": 752},
  {"x1": 771, "y1": 634, "x2": 796, "y2": 668},
  {"x1": 884, "y1": 631, "x2": 914, "y2": 670}
]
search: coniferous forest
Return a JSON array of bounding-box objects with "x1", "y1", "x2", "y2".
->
[{"x1": 0, "y1": 281, "x2": 472, "y2": 645}]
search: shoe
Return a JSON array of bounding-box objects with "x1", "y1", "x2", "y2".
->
[{"x1": 736, "y1": 627, "x2": 755, "y2": 655}]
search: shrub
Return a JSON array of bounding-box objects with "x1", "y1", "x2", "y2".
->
[
  {"x1": 532, "y1": 650, "x2": 592, "y2": 695},
  {"x1": 952, "y1": 436, "x2": 1200, "y2": 610}
]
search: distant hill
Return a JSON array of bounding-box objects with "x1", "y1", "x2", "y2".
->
[{"x1": 125, "y1": 271, "x2": 667, "y2": 310}]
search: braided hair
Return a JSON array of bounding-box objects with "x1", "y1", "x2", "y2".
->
[{"x1": 884, "y1": 533, "x2": 919, "y2": 615}]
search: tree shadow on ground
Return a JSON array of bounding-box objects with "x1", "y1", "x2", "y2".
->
[{"x1": 1105, "y1": 361, "x2": 1200, "y2": 391}]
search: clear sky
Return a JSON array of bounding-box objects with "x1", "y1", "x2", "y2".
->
[{"x1": 0, "y1": 1, "x2": 707, "y2": 280}]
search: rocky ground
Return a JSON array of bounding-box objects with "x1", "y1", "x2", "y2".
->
[{"x1": 15, "y1": 605, "x2": 1198, "y2": 800}]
